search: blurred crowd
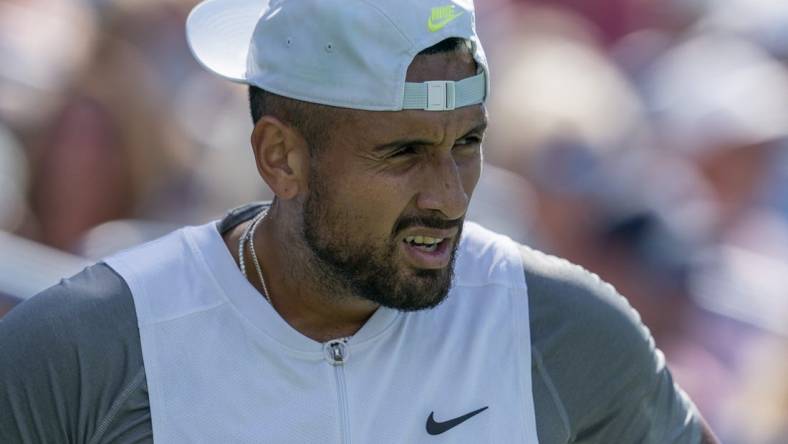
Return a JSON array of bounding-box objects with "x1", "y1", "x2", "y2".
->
[{"x1": 1, "y1": 0, "x2": 787, "y2": 441}]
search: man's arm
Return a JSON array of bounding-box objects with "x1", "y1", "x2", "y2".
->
[
  {"x1": 522, "y1": 245, "x2": 718, "y2": 443},
  {"x1": 0, "y1": 264, "x2": 150, "y2": 443}
]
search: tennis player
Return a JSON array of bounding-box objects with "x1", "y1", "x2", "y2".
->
[{"x1": 0, "y1": 0, "x2": 718, "y2": 442}]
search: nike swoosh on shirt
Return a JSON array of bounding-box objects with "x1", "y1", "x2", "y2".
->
[
  {"x1": 427, "y1": 10, "x2": 464, "y2": 32},
  {"x1": 425, "y1": 406, "x2": 489, "y2": 435}
]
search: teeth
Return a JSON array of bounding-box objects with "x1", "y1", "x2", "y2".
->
[
  {"x1": 421, "y1": 243, "x2": 438, "y2": 252},
  {"x1": 404, "y1": 235, "x2": 443, "y2": 245}
]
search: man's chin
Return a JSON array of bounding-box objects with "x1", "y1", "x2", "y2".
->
[
  {"x1": 376, "y1": 293, "x2": 449, "y2": 312},
  {"x1": 369, "y1": 269, "x2": 454, "y2": 312}
]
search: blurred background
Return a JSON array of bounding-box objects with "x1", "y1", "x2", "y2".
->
[{"x1": 1, "y1": 0, "x2": 787, "y2": 441}]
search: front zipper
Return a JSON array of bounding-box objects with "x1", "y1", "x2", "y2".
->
[{"x1": 326, "y1": 340, "x2": 351, "y2": 444}]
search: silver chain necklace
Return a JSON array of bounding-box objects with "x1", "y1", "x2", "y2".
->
[
  {"x1": 237, "y1": 207, "x2": 352, "y2": 343},
  {"x1": 238, "y1": 208, "x2": 273, "y2": 304}
]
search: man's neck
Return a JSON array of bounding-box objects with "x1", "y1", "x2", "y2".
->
[{"x1": 223, "y1": 212, "x2": 379, "y2": 343}]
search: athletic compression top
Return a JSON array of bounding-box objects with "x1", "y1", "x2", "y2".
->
[{"x1": 0, "y1": 203, "x2": 703, "y2": 443}]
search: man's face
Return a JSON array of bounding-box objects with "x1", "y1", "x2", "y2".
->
[{"x1": 299, "y1": 49, "x2": 485, "y2": 311}]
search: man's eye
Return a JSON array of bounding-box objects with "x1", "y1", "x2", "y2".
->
[
  {"x1": 455, "y1": 136, "x2": 482, "y2": 147},
  {"x1": 390, "y1": 145, "x2": 418, "y2": 158}
]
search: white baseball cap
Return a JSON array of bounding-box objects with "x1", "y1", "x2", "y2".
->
[{"x1": 186, "y1": 0, "x2": 488, "y2": 111}]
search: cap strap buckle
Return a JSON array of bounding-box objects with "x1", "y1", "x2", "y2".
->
[{"x1": 426, "y1": 80, "x2": 456, "y2": 111}]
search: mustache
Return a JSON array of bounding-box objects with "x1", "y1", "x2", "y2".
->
[{"x1": 392, "y1": 214, "x2": 463, "y2": 236}]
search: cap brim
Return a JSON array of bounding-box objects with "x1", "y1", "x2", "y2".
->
[{"x1": 186, "y1": 0, "x2": 268, "y2": 83}]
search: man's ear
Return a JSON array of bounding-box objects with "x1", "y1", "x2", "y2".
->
[{"x1": 250, "y1": 116, "x2": 309, "y2": 200}]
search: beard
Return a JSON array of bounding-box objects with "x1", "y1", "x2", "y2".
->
[{"x1": 300, "y1": 169, "x2": 463, "y2": 312}]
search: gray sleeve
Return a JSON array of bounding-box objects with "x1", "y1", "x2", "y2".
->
[
  {"x1": 523, "y1": 245, "x2": 702, "y2": 444},
  {"x1": 0, "y1": 263, "x2": 151, "y2": 444}
]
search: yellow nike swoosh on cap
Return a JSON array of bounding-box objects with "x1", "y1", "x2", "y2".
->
[{"x1": 427, "y1": 5, "x2": 464, "y2": 32}]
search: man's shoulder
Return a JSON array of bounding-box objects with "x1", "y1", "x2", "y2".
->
[
  {"x1": 1, "y1": 263, "x2": 138, "y2": 341},
  {"x1": 519, "y1": 243, "x2": 657, "y2": 383},
  {"x1": 519, "y1": 244, "x2": 704, "y2": 442},
  {"x1": 0, "y1": 263, "x2": 142, "y2": 382},
  {"x1": 519, "y1": 244, "x2": 648, "y2": 348},
  {"x1": 0, "y1": 263, "x2": 147, "y2": 442}
]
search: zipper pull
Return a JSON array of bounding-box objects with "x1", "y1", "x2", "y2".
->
[{"x1": 324, "y1": 340, "x2": 348, "y2": 366}]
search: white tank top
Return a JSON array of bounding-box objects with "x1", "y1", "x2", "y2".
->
[{"x1": 105, "y1": 220, "x2": 539, "y2": 443}]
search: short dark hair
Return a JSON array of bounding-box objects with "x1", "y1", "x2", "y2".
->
[
  {"x1": 417, "y1": 36, "x2": 469, "y2": 56},
  {"x1": 248, "y1": 86, "x2": 330, "y2": 153},
  {"x1": 247, "y1": 37, "x2": 470, "y2": 149}
]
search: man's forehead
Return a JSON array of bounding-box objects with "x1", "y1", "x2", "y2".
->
[{"x1": 344, "y1": 104, "x2": 487, "y2": 150}]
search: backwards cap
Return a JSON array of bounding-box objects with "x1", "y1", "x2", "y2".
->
[{"x1": 186, "y1": 0, "x2": 488, "y2": 111}]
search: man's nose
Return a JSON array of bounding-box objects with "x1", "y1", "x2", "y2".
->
[{"x1": 414, "y1": 154, "x2": 469, "y2": 220}]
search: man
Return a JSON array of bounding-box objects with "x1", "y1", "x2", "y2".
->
[{"x1": 0, "y1": 0, "x2": 718, "y2": 442}]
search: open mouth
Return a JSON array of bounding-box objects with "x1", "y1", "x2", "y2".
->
[
  {"x1": 403, "y1": 235, "x2": 446, "y2": 252},
  {"x1": 400, "y1": 234, "x2": 453, "y2": 269}
]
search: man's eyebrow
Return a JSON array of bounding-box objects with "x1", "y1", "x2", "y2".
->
[
  {"x1": 372, "y1": 137, "x2": 435, "y2": 153},
  {"x1": 462, "y1": 121, "x2": 488, "y2": 138},
  {"x1": 372, "y1": 119, "x2": 488, "y2": 153}
]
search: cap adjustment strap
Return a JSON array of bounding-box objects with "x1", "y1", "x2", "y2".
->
[
  {"x1": 426, "y1": 81, "x2": 455, "y2": 111},
  {"x1": 403, "y1": 71, "x2": 486, "y2": 111}
]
